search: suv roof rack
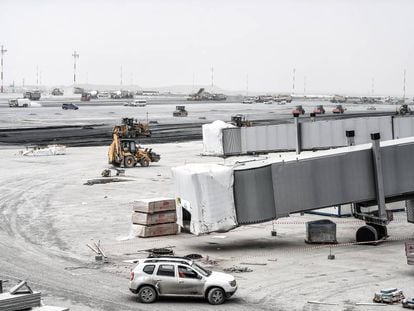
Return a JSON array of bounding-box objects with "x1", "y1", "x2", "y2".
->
[{"x1": 143, "y1": 256, "x2": 193, "y2": 264}]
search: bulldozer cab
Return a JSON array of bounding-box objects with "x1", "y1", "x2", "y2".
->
[{"x1": 121, "y1": 139, "x2": 137, "y2": 153}]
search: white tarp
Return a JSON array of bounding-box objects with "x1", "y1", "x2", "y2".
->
[
  {"x1": 171, "y1": 163, "x2": 237, "y2": 235},
  {"x1": 22, "y1": 144, "x2": 66, "y2": 156},
  {"x1": 202, "y1": 120, "x2": 236, "y2": 156}
]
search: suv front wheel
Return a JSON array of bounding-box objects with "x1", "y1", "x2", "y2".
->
[
  {"x1": 138, "y1": 285, "x2": 157, "y2": 303},
  {"x1": 207, "y1": 287, "x2": 225, "y2": 305}
]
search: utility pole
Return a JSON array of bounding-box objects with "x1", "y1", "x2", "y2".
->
[
  {"x1": 1, "y1": 45, "x2": 7, "y2": 93},
  {"x1": 303, "y1": 76, "x2": 306, "y2": 95},
  {"x1": 292, "y1": 68, "x2": 296, "y2": 94},
  {"x1": 403, "y1": 69, "x2": 406, "y2": 103},
  {"x1": 72, "y1": 50, "x2": 79, "y2": 85},
  {"x1": 211, "y1": 66, "x2": 214, "y2": 90},
  {"x1": 120, "y1": 66, "x2": 123, "y2": 86},
  {"x1": 36, "y1": 66, "x2": 39, "y2": 86}
]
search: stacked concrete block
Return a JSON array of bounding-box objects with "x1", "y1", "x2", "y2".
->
[{"x1": 130, "y1": 198, "x2": 179, "y2": 238}]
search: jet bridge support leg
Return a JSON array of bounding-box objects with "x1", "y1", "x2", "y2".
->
[{"x1": 354, "y1": 133, "x2": 391, "y2": 243}]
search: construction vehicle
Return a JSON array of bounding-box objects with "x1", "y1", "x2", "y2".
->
[
  {"x1": 187, "y1": 88, "x2": 227, "y2": 101},
  {"x1": 23, "y1": 90, "x2": 41, "y2": 100},
  {"x1": 81, "y1": 92, "x2": 91, "y2": 101},
  {"x1": 230, "y1": 114, "x2": 252, "y2": 127},
  {"x1": 332, "y1": 105, "x2": 345, "y2": 114},
  {"x1": 274, "y1": 94, "x2": 292, "y2": 103},
  {"x1": 292, "y1": 105, "x2": 305, "y2": 115},
  {"x1": 8, "y1": 98, "x2": 31, "y2": 108},
  {"x1": 113, "y1": 118, "x2": 151, "y2": 138},
  {"x1": 173, "y1": 106, "x2": 188, "y2": 117},
  {"x1": 330, "y1": 95, "x2": 347, "y2": 103},
  {"x1": 108, "y1": 135, "x2": 160, "y2": 168},
  {"x1": 51, "y1": 88, "x2": 64, "y2": 96},
  {"x1": 313, "y1": 105, "x2": 325, "y2": 114},
  {"x1": 398, "y1": 104, "x2": 412, "y2": 115}
]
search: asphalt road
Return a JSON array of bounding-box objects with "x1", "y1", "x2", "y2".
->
[{"x1": 0, "y1": 111, "x2": 396, "y2": 147}]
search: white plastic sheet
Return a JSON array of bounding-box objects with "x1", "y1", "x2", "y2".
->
[
  {"x1": 22, "y1": 145, "x2": 66, "y2": 156},
  {"x1": 202, "y1": 120, "x2": 236, "y2": 156},
  {"x1": 171, "y1": 163, "x2": 237, "y2": 235}
]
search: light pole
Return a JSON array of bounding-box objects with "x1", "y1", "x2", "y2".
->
[
  {"x1": 1, "y1": 45, "x2": 8, "y2": 93},
  {"x1": 72, "y1": 51, "x2": 79, "y2": 85}
]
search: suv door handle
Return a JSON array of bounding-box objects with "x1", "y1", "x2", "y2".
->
[
  {"x1": 179, "y1": 280, "x2": 184, "y2": 283},
  {"x1": 154, "y1": 279, "x2": 162, "y2": 282}
]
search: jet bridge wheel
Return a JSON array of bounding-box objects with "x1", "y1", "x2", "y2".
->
[
  {"x1": 356, "y1": 225, "x2": 378, "y2": 243},
  {"x1": 356, "y1": 224, "x2": 388, "y2": 243}
]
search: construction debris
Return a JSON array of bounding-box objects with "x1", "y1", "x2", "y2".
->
[
  {"x1": 240, "y1": 262, "x2": 267, "y2": 266},
  {"x1": 101, "y1": 168, "x2": 126, "y2": 177},
  {"x1": 185, "y1": 253, "x2": 203, "y2": 260},
  {"x1": 86, "y1": 241, "x2": 107, "y2": 261},
  {"x1": 83, "y1": 178, "x2": 130, "y2": 185},
  {"x1": 223, "y1": 266, "x2": 253, "y2": 273},
  {"x1": 0, "y1": 280, "x2": 41, "y2": 311},
  {"x1": 21, "y1": 144, "x2": 66, "y2": 156},
  {"x1": 307, "y1": 301, "x2": 339, "y2": 306}
]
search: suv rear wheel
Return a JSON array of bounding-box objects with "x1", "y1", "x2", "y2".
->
[
  {"x1": 138, "y1": 285, "x2": 157, "y2": 303},
  {"x1": 207, "y1": 287, "x2": 225, "y2": 305}
]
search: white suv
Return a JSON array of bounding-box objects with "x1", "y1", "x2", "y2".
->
[{"x1": 129, "y1": 256, "x2": 237, "y2": 305}]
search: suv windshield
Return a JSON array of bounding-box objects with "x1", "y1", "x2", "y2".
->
[{"x1": 192, "y1": 263, "x2": 211, "y2": 277}]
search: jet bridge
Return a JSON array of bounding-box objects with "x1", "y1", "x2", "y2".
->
[{"x1": 173, "y1": 134, "x2": 414, "y2": 241}]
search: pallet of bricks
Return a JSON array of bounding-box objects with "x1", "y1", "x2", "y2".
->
[
  {"x1": 131, "y1": 198, "x2": 179, "y2": 238},
  {"x1": 406, "y1": 241, "x2": 414, "y2": 265}
]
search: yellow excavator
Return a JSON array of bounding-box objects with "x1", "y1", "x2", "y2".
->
[{"x1": 108, "y1": 119, "x2": 160, "y2": 168}]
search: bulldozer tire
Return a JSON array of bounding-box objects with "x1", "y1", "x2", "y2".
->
[
  {"x1": 124, "y1": 156, "x2": 136, "y2": 168},
  {"x1": 140, "y1": 159, "x2": 149, "y2": 167}
]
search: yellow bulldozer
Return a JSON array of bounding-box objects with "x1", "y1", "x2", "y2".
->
[
  {"x1": 108, "y1": 120, "x2": 160, "y2": 168},
  {"x1": 113, "y1": 117, "x2": 151, "y2": 138},
  {"x1": 108, "y1": 134, "x2": 160, "y2": 168}
]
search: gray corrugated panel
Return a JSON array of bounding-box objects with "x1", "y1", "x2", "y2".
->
[
  {"x1": 406, "y1": 200, "x2": 414, "y2": 223},
  {"x1": 242, "y1": 124, "x2": 296, "y2": 153},
  {"x1": 222, "y1": 128, "x2": 242, "y2": 156},
  {"x1": 271, "y1": 148, "x2": 376, "y2": 217},
  {"x1": 352, "y1": 117, "x2": 393, "y2": 144},
  {"x1": 393, "y1": 116, "x2": 414, "y2": 139},
  {"x1": 381, "y1": 141, "x2": 414, "y2": 197},
  {"x1": 233, "y1": 164, "x2": 276, "y2": 224},
  {"x1": 301, "y1": 117, "x2": 393, "y2": 149}
]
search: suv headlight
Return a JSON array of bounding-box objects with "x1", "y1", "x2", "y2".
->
[{"x1": 229, "y1": 280, "x2": 236, "y2": 287}]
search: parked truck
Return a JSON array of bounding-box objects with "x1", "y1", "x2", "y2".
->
[
  {"x1": 23, "y1": 90, "x2": 41, "y2": 100},
  {"x1": 9, "y1": 98, "x2": 31, "y2": 108}
]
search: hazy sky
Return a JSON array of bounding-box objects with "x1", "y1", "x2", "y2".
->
[{"x1": 1, "y1": 0, "x2": 414, "y2": 95}]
